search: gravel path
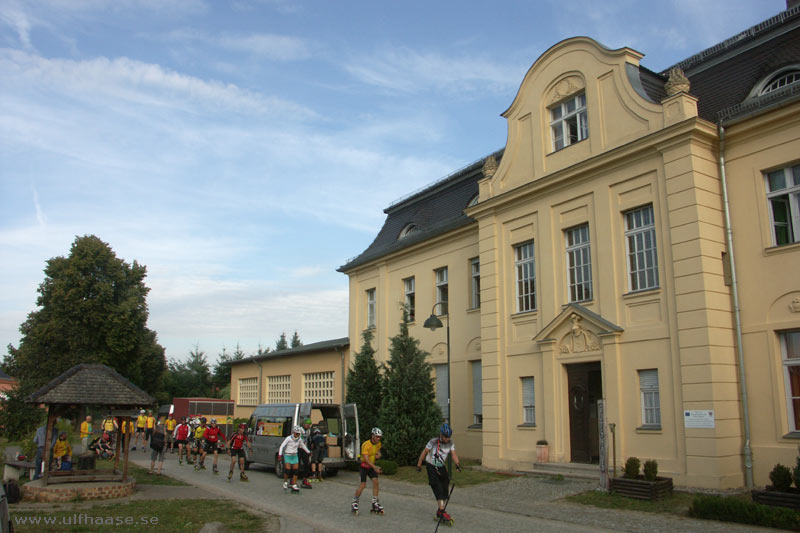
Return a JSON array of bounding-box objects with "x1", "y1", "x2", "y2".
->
[{"x1": 125, "y1": 452, "x2": 770, "y2": 532}]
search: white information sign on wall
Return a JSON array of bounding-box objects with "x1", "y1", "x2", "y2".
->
[{"x1": 684, "y1": 410, "x2": 715, "y2": 428}]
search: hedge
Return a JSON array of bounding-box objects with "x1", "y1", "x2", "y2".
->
[{"x1": 688, "y1": 494, "x2": 800, "y2": 531}]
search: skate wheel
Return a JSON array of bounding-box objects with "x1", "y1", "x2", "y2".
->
[{"x1": 448, "y1": 519, "x2": 454, "y2": 526}]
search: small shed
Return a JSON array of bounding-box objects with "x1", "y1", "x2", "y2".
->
[{"x1": 27, "y1": 363, "x2": 155, "y2": 486}]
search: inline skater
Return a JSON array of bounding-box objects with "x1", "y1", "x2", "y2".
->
[
  {"x1": 278, "y1": 425, "x2": 310, "y2": 493},
  {"x1": 227, "y1": 423, "x2": 253, "y2": 481},
  {"x1": 173, "y1": 417, "x2": 191, "y2": 465},
  {"x1": 352, "y1": 427, "x2": 384, "y2": 515},
  {"x1": 191, "y1": 418, "x2": 207, "y2": 469},
  {"x1": 199, "y1": 418, "x2": 226, "y2": 474},
  {"x1": 416, "y1": 423, "x2": 461, "y2": 526}
]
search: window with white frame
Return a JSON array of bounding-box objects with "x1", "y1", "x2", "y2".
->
[
  {"x1": 766, "y1": 165, "x2": 800, "y2": 246},
  {"x1": 761, "y1": 70, "x2": 800, "y2": 95},
  {"x1": 434, "y1": 364, "x2": 449, "y2": 421},
  {"x1": 522, "y1": 377, "x2": 535, "y2": 425},
  {"x1": 404, "y1": 277, "x2": 415, "y2": 321},
  {"x1": 435, "y1": 267, "x2": 448, "y2": 315},
  {"x1": 550, "y1": 93, "x2": 588, "y2": 151},
  {"x1": 267, "y1": 375, "x2": 291, "y2": 403},
  {"x1": 625, "y1": 205, "x2": 659, "y2": 291},
  {"x1": 638, "y1": 369, "x2": 661, "y2": 427},
  {"x1": 781, "y1": 330, "x2": 800, "y2": 431},
  {"x1": 366, "y1": 288, "x2": 376, "y2": 329},
  {"x1": 565, "y1": 224, "x2": 592, "y2": 302},
  {"x1": 238, "y1": 377, "x2": 258, "y2": 406},
  {"x1": 515, "y1": 241, "x2": 536, "y2": 312},
  {"x1": 470, "y1": 258, "x2": 481, "y2": 309},
  {"x1": 303, "y1": 371, "x2": 335, "y2": 404},
  {"x1": 471, "y1": 360, "x2": 482, "y2": 426}
]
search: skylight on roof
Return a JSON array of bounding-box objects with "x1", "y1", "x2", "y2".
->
[
  {"x1": 399, "y1": 224, "x2": 418, "y2": 240},
  {"x1": 759, "y1": 68, "x2": 800, "y2": 95}
]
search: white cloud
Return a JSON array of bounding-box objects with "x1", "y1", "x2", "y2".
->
[
  {"x1": 218, "y1": 33, "x2": 311, "y2": 61},
  {"x1": 0, "y1": 1, "x2": 34, "y2": 50}
]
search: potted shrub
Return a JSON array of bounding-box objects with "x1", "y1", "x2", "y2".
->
[
  {"x1": 752, "y1": 460, "x2": 800, "y2": 509},
  {"x1": 610, "y1": 457, "x2": 673, "y2": 500},
  {"x1": 536, "y1": 440, "x2": 549, "y2": 463}
]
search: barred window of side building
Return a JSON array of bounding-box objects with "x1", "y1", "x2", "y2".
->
[
  {"x1": 303, "y1": 371, "x2": 335, "y2": 404},
  {"x1": 267, "y1": 375, "x2": 291, "y2": 403},
  {"x1": 238, "y1": 377, "x2": 258, "y2": 406}
]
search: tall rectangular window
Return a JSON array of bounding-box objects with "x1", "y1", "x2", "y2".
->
[
  {"x1": 550, "y1": 93, "x2": 588, "y2": 151},
  {"x1": 366, "y1": 288, "x2": 376, "y2": 329},
  {"x1": 638, "y1": 369, "x2": 661, "y2": 427},
  {"x1": 471, "y1": 360, "x2": 482, "y2": 426},
  {"x1": 435, "y1": 267, "x2": 448, "y2": 315},
  {"x1": 434, "y1": 364, "x2": 449, "y2": 421},
  {"x1": 470, "y1": 258, "x2": 481, "y2": 309},
  {"x1": 515, "y1": 241, "x2": 536, "y2": 312},
  {"x1": 625, "y1": 205, "x2": 659, "y2": 291},
  {"x1": 303, "y1": 371, "x2": 335, "y2": 404},
  {"x1": 781, "y1": 330, "x2": 800, "y2": 431},
  {"x1": 238, "y1": 377, "x2": 258, "y2": 406},
  {"x1": 766, "y1": 165, "x2": 800, "y2": 245},
  {"x1": 404, "y1": 277, "x2": 415, "y2": 321},
  {"x1": 267, "y1": 375, "x2": 291, "y2": 403},
  {"x1": 521, "y1": 377, "x2": 535, "y2": 424},
  {"x1": 565, "y1": 224, "x2": 592, "y2": 302}
]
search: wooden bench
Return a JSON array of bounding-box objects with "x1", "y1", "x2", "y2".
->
[{"x1": 3, "y1": 460, "x2": 35, "y2": 481}]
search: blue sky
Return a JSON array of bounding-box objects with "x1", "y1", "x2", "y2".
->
[{"x1": 0, "y1": 0, "x2": 786, "y2": 364}]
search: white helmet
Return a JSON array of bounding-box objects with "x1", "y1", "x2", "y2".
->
[
  {"x1": 292, "y1": 425, "x2": 302, "y2": 435},
  {"x1": 371, "y1": 427, "x2": 383, "y2": 437},
  {"x1": 140, "y1": 409, "x2": 145, "y2": 414}
]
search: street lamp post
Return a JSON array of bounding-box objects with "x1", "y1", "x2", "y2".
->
[{"x1": 423, "y1": 302, "x2": 452, "y2": 475}]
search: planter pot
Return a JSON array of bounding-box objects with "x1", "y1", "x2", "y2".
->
[
  {"x1": 751, "y1": 486, "x2": 800, "y2": 510},
  {"x1": 610, "y1": 476, "x2": 673, "y2": 500},
  {"x1": 536, "y1": 445, "x2": 549, "y2": 463}
]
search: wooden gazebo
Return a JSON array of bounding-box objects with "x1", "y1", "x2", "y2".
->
[{"x1": 26, "y1": 364, "x2": 155, "y2": 486}]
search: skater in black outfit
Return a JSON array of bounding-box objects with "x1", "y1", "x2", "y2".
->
[{"x1": 416, "y1": 423, "x2": 461, "y2": 525}]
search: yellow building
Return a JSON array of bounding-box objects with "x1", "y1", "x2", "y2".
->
[
  {"x1": 229, "y1": 338, "x2": 349, "y2": 420},
  {"x1": 339, "y1": 4, "x2": 800, "y2": 489}
]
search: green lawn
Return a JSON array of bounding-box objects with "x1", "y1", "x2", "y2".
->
[
  {"x1": 94, "y1": 458, "x2": 187, "y2": 487},
  {"x1": 11, "y1": 499, "x2": 274, "y2": 532}
]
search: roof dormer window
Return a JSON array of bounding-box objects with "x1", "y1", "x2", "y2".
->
[
  {"x1": 467, "y1": 194, "x2": 479, "y2": 207},
  {"x1": 550, "y1": 93, "x2": 588, "y2": 152},
  {"x1": 399, "y1": 223, "x2": 418, "y2": 240},
  {"x1": 761, "y1": 70, "x2": 800, "y2": 95}
]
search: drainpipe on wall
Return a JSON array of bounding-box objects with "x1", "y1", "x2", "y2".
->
[
  {"x1": 253, "y1": 358, "x2": 264, "y2": 405},
  {"x1": 338, "y1": 346, "x2": 346, "y2": 405},
  {"x1": 717, "y1": 123, "x2": 754, "y2": 489}
]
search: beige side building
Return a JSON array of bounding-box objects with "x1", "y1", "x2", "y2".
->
[
  {"x1": 229, "y1": 338, "x2": 349, "y2": 420},
  {"x1": 339, "y1": 4, "x2": 800, "y2": 489}
]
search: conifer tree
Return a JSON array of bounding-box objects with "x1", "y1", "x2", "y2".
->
[
  {"x1": 346, "y1": 329, "x2": 383, "y2": 443},
  {"x1": 378, "y1": 309, "x2": 441, "y2": 465},
  {"x1": 275, "y1": 332, "x2": 289, "y2": 351},
  {"x1": 290, "y1": 331, "x2": 302, "y2": 348}
]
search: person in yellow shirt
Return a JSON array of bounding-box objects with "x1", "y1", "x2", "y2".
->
[
  {"x1": 164, "y1": 414, "x2": 177, "y2": 453},
  {"x1": 133, "y1": 409, "x2": 147, "y2": 451},
  {"x1": 190, "y1": 418, "x2": 207, "y2": 466},
  {"x1": 144, "y1": 410, "x2": 156, "y2": 453},
  {"x1": 351, "y1": 427, "x2": 384, "y2": 515},
  {"x1": 102, "y1": 414, "x2": 118, "y2": 446},
  {"x1": 80, "y1": 416, "x2": 93, "y2": 452},
  {"x1": 53, "y1": 432, "x2": 72, "y2": 470}
]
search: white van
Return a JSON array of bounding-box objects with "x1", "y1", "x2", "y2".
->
[{"x1": 244, "y1": 402, "x2": 359, "y2": 477}]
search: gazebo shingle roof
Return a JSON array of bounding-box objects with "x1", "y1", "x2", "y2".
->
[{"x1": 27, "y1": 363, "x2": 155, "y2": 406}]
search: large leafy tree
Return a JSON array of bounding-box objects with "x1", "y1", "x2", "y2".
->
[
  {"x1": 162, "y1": 346, "x2": 213, "y2": 399},
  {"x1": 3, "y1": 235, "x2": 166, "y2": 394},
  {"x1": 378, "y1": 309, "x2": 441, "y2": 465},
  {"x1": 346, "y1": 329, "x2": 383, "y2": 443},
  {"x1": 212, "y1": 344, "x2": 245, "y2": 396}
]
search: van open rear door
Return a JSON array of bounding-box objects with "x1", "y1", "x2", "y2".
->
[{"x1": 342, "y1": 403, "x2": 360, "y2": 461}]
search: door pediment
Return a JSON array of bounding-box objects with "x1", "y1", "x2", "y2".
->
[{"x1": 534, "y1": 303, "x2": 622, "y2": 354}]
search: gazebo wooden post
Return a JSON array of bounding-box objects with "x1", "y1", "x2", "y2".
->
[
  {"x1": 122, "y1": 417, "x2": 131, "y2": 482},
  {"x1": 113, "y1": 418, "x2": 122, "y2": 473},
  {"x1": 41, "y1": 405, "x2": 56, "y2": 487}
]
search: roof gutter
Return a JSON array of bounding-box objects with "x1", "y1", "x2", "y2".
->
[{"x1": 717, "y1": 123, "x2": 753, "y2": 489}]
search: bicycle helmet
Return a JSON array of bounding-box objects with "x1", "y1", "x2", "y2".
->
[
  {"x1": 200, "y1": 417, "x2": 207, "y2": 423},
  {"x1": 210, "y1": 418, "x2": 217, "y2": 424},
  {"x1": 292, "y1": 425, "x2": 302, "y2": 434},
  {"x1": 440, "y1": 423, "x2": 452, "y2": 438},
  {"x1": 238, "y1": 423, "x2": 248, "y2": 430},
  {"x1": 371, "y1": 427, "x2": 383, "y2": 437}
]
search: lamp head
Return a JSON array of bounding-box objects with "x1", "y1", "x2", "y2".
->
[{"x1": 423, "y1": 314, "x2": 443, "y2": 331}]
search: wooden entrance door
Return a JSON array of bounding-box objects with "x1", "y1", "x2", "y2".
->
[{"x1": 567, "y1": 362, "x2": 602, "y2": 463}]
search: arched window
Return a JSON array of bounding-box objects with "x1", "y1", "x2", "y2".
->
[
  {"x1": 398, "y1": 224, "x2": 418, "y2": 240},
  {"x1": 467, "y1": 194, "x2": 479, "y2": 207},
  {"x1": 761, "y1": 70, "x2": 800, "y2": 94}
]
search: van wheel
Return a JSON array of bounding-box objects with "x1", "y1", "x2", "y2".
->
[{"x1": 274, "y1": 457, "x2": 284, "y2": 478}]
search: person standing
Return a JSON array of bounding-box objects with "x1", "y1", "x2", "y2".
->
[
  {"x1": 148, "y1": 424, "x2": 167, "y2": 475},
  {"x1": 144, "y1": 410, "x2": 156, "y2": 452},
  {"x1": 298, "y1": 417, "x2": 313, "y2": 488},
  {"x1": 227, "y1": 423, "x2": 253, "y2": 481},
  {"x1": 133, "y1": 409, "x2": 147, "y2": 451},
  {"x1": 309, "y1": 428, "x2": 327, "y2": 481},
  {"x1": 101, "y1": 413, "x2": 117, "y2": 446},
  {"x1": 33, "y1": 423, "x2": 56, "y2": 480},
  {"x1": 53, "y1": 432, "x2": 72, "y2": 470},
  {"x1": 416, "y1": 423, "x2": 462, "y2": 525},
  {"x1": 351, "y1": 427, "x2": 384, "y2": 515},
  {"x1": 79, "y1": 416, "x2": 93, "y2": 453},
  {"x1": 278, "y1": 425, "x2": 310, "y2": 492},
  {"x1": 165, "y1": 413, "x2": 177, "y2": 453},
  {"x1": 173, "y1": 417, "x2": 191, "y2": 465}
]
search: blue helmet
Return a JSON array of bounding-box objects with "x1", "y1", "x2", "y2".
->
[{"x1": 440, "y1": 423, "x2": 452, "y2": 438}]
